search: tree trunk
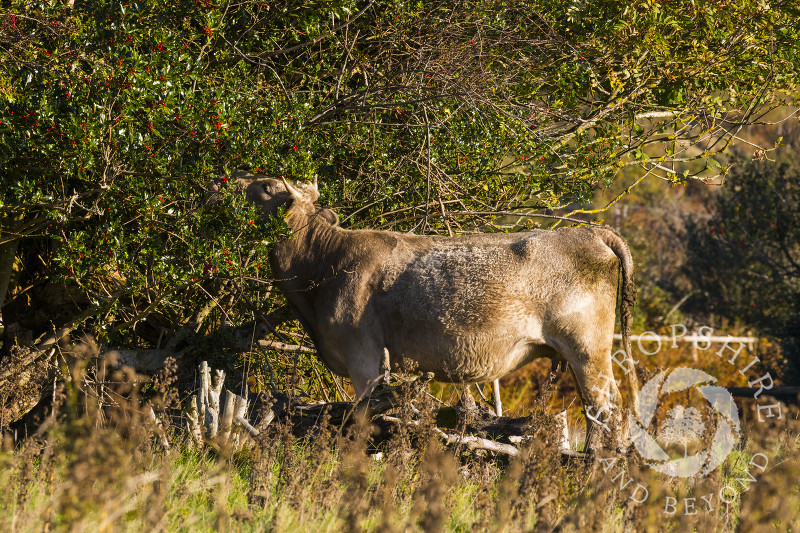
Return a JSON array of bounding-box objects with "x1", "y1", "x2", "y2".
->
[{"x1": 0, "y1": 237, "x2": 19, "y2": 314}]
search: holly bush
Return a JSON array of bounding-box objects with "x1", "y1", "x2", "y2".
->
[{"x1": 1, "y1": 0, "x2": 798, "y2": 356}]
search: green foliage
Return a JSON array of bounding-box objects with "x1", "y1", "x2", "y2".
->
[
  {"x1": 684, "y1": 153, "x2": 800, "y2": 360},
  {"x1": 1, "y1": 0, "x2": 799, "y2": 349}
]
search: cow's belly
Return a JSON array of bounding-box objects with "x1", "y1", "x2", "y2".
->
[
  {"x1": 380, "y1": 288, "x2": 611, "y2": 383},
  {"x1": 386, "y1": 326, "x2": 551, "y2": 383}
]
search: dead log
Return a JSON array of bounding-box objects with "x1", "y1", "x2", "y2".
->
[
  {"x1": 0, "y1": 345, "x2": 57, "y2": 428},
  {"x1": 289, "y1": 372, "x2": 436, "y2": 432},
  {"x1": 269, "y1": 372, "x2": 579, "y2": 459},
  {"x1": 376, "y1": 413, "x2": 584, "y2": 459}
]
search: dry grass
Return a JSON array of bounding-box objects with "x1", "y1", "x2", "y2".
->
[{"x1": 0, "y1": 349, "x2": 799, "y2": 533}]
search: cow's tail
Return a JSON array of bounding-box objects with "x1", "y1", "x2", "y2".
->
[{"x1": 598, "y1": 228, "x2": 639, "y2": 418}]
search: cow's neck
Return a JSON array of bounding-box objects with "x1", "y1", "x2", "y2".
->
[
  {"x1": 272, "y1": 210, "x2": 343, "y2": 278},
  {"x1": 285, "y1": 210, "x2": 338, "y2": 242}
]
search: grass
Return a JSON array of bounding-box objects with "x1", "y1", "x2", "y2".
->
[
  {"x1": 1, "y1": 344, "x2": 799, "y2": 532},
  {"x1": 1, "y1": 413, "x2": 799, "y2": 531}
]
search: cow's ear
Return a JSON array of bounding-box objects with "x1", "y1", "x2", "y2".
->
[{"x1": 317, "y1": 208, "x2": 339, "y2": 226}]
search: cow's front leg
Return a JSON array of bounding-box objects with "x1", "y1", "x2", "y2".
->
[{"x1": 345, "y1": 343, "x2": 384, "y2": 399}]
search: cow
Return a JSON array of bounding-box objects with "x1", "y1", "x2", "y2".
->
[{"x1": 236, "y1": 171, "x2": 640, "y2": 451}]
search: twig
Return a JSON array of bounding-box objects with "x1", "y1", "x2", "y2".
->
[
  {"x1": 147, "y1": 405, "x2": 170, "y2": 449},
  {"x1": 492, "y1": 379, "x2": 502, "y2": 417}
]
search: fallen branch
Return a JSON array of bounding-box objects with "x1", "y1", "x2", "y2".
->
[
  {"x1": 433, "y1": 425, "x2": 523, "y2": 456},
  {"x1": 257, "y1": 339, "x2": 317, "y2": 354},
  {"x1": 379, "y1": 413, "x2": 585, "y2": 459},
  {"x1": 289, "y1": 373, "x2": 435, "y2": 428},
  {"x1": 726, "y1": 386, "x2": 800, "y2": 404},
  {"x1": 378, "y1": 414, "x2": 522, "y2": 457},
  {"x1": 235, "y1": 414, "x2": 262, "y2": 437}
]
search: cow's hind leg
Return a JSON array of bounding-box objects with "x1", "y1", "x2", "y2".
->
[{"x1": 567, "y1": 353, "x2": 623, "y2": 453}]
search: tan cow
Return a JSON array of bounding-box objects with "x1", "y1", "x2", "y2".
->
[{"x1": 238, "y1": 172, "x2": 639, "y2": 451}]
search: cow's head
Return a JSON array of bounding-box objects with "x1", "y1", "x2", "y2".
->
[{"x1": 234, "y1": 170, "x2": 338, "y2": 226}]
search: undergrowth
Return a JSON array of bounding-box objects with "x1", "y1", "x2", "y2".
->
[{"x1": 0, "y1": 354, "x2": 798, "y2": 532}]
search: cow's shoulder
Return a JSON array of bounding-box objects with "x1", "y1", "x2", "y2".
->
[{"x1": 342, "y1": 229, "x2": 407, "y2": 259}]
